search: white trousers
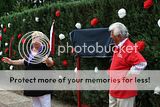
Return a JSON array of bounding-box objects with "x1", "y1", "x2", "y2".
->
[
  {"x1": 32, "y1": 94, "x2": 51, "y2": 107},
  {"x1": 109, "y1": 94, "x2": 135, "y2": 107}
]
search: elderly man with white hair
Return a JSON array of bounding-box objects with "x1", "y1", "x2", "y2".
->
[{"x1": 108, "y1": 22, "x2": 147, "y2": 107}]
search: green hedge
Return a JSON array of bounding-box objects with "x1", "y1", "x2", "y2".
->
[
  {"x1": 0, "y1": 0, "x2": 80, "y2": 16},
  {"x1": 0, "y1": 0, "x2": 160, "y2": 70},
  {"x1": 0, "y1": 0, "x2": 112, "y2": 70},
  {"x1": 0, "y1": 0, "x2": 160, "y2": 106}
]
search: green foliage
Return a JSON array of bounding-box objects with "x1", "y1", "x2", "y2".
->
[
  {"x1": 0, "y1": 0, "x2": 80, "y2": 17},
  {"x1": 0, "y1": 0, "x2": 17, "y2": 16},
  {"x1": 0, "y1": 0, "x2": 111, "y2": 70},
  {"x1": 0, "y1": 0, "x2": 160, "y2": 69},
  {"x1": 0, "y1": 0, "x2": 160, "y2": 106}
]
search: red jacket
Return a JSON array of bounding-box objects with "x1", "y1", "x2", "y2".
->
[{"x1": 109, "y1": 39, "x2": 146, "y2": 98}]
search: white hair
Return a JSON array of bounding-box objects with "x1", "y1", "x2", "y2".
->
[
  {"x1": 32, "y1": 31, "x2": 45, "y2": 39},
  {"x1": 109, "y1": 22, "x2": 129, "y2": 37}
]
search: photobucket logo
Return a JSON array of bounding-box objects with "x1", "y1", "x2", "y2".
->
[
  {"x1": 18, "y1": 31, "x2": 50, "y2": 64},
  {"x1": 58, "y1": 42, "x2": 139, "y2": 56},
  {"x1": 58, "y1": 42, "x2": 114, "y2": 56}
]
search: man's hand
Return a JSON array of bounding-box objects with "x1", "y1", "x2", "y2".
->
[{"x1": 126, "y1": 62, "x2": 147, "y2": 77}]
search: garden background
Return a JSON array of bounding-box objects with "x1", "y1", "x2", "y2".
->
[{"x1": 0, "y1": 0, "x2": 160, "y2": 106}]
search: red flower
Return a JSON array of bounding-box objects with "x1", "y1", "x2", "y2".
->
[
  {"x1": 4, "y1": 48, "x2": 9, "y2": 53},
  {"x1": 0, "y1": 35, "x2": 2, "y2": 41},
  {"x1": 144, "y1": 0, "x2": 153, "y2": 9},
  {"x1": 3, "y1": 27, "x2": 7, "y2": 33},
  {"x1": 55, "y1": 10, "x2": 61, "y2": 17},
  {"x1": 21, "y1": 38, "x2": 26, "y2": 44},
  {"x1": 135, "y1": 41, "x2": 145, "y2": 52},
  {"x1": 90, "y1": 18, "x2": 99, "y2": 27},
  {"x1": 17, "y1": 34, "x2": 22, "y2": 39},
  {"x1": 62, "y1": 59, "x2": 68, "y2": 67},
  {"x1": 1, "y1": 57, "x2": 4, "y2": 62}
]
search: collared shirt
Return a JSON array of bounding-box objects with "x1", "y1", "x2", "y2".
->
[{"x1": 117, "y1": 38, "x2": 128, "y2": 48}]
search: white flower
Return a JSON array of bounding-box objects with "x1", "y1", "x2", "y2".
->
[
  {"x1": 34, "y1": 0, "x2": 37, "y2": 3},
  {"x1": 5, "y1": 42, "x2": 8, "y2": 46},
  {"x1": 118, "y1": 8, "x2": 126, "y2": 18},
  {"x1": 39, "y1": 0, "x2": 42, "y2": 3},
  {"x1": 6, "y1": 13, "x2": 9, "y2": 16},
  {"x1": 1, "y1": 24, "x2": 3, "y2": 28},
  {"x1": 154, "y1": 86, "x2": 160, "y2": 95},
  {"x1": 8, "y1": 23, "x2": 11, "y2": 28},
  {"x1": 158, "y1": 19, "x2": 160, "y2": 27},
  {"x1": 74, "y1": 67, "x2": 78, "y2": 73},
  {"x1": 35, "y1": 17, "x2": 39, "y2": 22},
  {"x1": 0, "y1": 51, "x2": 2, "y2": 56},
  {"x1": 94, "y1": 66, "x2": 98, "y2": 73},
  {"x1": 59, "y1": 34, "x2": 65, "y2": 40},
  {"x1": 23, "y1": 18, "x2": 26, "y2": 22},
  {"x1": 75, "y1": 23, "x2": 82, "y2": 29},
  {"x1": 10, "y1": 65, "x2": 14, "y2": 70}
]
